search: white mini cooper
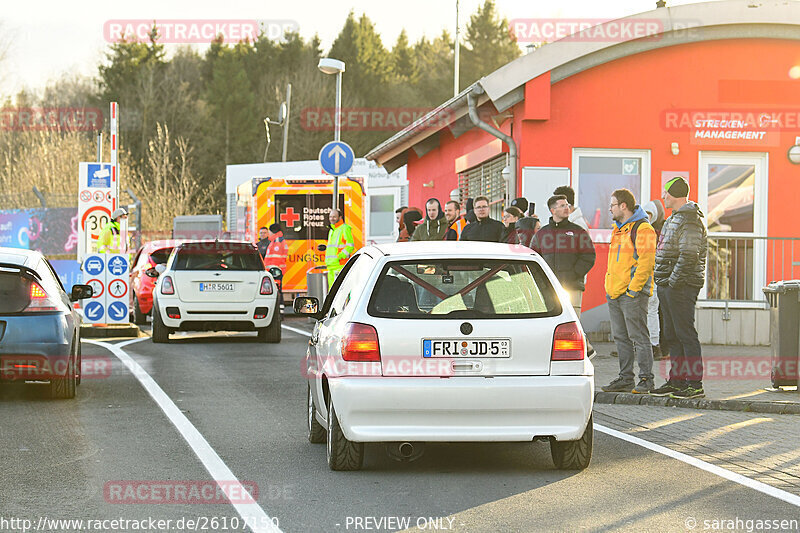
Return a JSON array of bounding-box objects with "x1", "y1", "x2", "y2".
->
[{"x1": 152, "y1": 241, "x2": 281, "y2": 343}]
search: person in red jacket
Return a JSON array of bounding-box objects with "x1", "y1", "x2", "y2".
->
[{"x1": 264, "y1": 223, "x2": 288, "y2": 293}]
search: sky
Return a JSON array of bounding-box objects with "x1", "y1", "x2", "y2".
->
[{"x1": 0, "y1": 0, "x2": 708, "y2": 96}]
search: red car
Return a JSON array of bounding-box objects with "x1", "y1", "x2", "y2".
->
[{"x1": 130, "y1": 240, "x2": 184, "y2": 324}]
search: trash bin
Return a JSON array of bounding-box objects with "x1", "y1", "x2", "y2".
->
[
  {"x1": 306, "y1": 265, "x2": 329, "y2": 304},
  {"x1": 762, "y1": 280, "x2": 800, "y2": 388}
]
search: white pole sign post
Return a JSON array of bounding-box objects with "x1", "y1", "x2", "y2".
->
[
  {"x1": 77, "y1": 162, "x2": 114, "y2": 262},
  {"x1": 110, "y1": 102, "x2": 128, "y2": 254}
]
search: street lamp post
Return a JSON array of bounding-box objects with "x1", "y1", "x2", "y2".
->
[{"x1": 318, "y1": 57, "x2": 346, "y2": 211}]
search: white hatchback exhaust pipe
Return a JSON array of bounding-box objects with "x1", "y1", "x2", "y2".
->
[{"x1": 386, "y1": 441, "x2": 425, "y2": 462}]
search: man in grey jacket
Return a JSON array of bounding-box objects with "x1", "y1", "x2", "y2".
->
[
  {"x1": 411, "y1": 198, "x2": 448, "y2": 241},
  {"x1": 649, "y1": 177, "x2": 708, "y2": 400}
]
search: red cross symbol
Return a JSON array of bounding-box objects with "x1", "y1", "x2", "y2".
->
[{"x1": 280, "y1": 207, "x2": 300, "y2": 226}]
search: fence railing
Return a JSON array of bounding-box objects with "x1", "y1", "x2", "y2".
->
[{"x1": 705, "y1": 236, "x2": 800, "y2": 302}]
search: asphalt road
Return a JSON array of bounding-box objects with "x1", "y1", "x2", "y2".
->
[{"x1": 1, "y1": 317, "x2": 799, "y2": 533}]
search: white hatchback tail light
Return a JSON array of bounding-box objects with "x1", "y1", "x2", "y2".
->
[
  {"x1": 24, "y1": 281, "x2": 63, "y2": 312},
  {"x1": 551, "y1": 322, "x2": 585, "y2": 361},
  {"x1": 342, "y1": 322, "x2": 381, "y2": 362},
  {"x1": 161, "y1": 276, "x2": 175, "y2": 295},
  {"x1": 260, "y1": 276, "x2": 273, "y2": 295}
]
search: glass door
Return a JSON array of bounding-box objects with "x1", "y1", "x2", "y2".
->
[
  {"x1": 698, "y1": 152, "x2": 768, "y2": 301},
  {"x1": 367, "y1": 187, "x2": 401, "y2": 244}
]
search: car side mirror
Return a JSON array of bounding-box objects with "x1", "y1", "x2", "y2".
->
[
  {"x1": 293, "y1": 296, "x2": 322, "y2": 319},
  {"x1": 70, "y1": 284, "x2": 94, "y2": 302},
  {"x1": 268, "y1": 266, "x2": 283, "y2": 280},
  {"x1": 145, "y1": 267, "x2": 159, "y2": 278}
]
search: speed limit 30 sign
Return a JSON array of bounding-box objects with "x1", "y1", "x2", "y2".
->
[{"x1": 82, "y1": 206, "x2": 112, "y2": 240}]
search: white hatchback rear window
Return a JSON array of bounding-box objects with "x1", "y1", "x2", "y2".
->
[{"x1": 368, "y1": 260, "x2": 561, "y2": 319}]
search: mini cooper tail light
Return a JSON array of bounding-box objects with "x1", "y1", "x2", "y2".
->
[
  {"x1": 342, "y1": 322, "x2": 381, "y2": 362},
  {"x1": 260, "y1": 276, "x2": 273, "y2": 295},
  {"x1": 551, "y1": 322, "x2": 585, "y2": 361},
  {"x1": 161, "y1": 276, "x2": 175, "y2": 295}
]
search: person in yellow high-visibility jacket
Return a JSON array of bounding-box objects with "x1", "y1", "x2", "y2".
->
[
  {"x1": 323, "y1": 208, "x2": 354, "y2": 286},
  {"x1": 97, "y1": 208, "x2": 127, "y2": 254}
]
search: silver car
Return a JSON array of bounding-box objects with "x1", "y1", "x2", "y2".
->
[{"x1": 295, "y1": 241, "x2": 594, "y2": 471}]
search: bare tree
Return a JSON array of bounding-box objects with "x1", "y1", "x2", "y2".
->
[
  {"x1": 128, "y1": 123, "x2": 215, "y2": 231},
  {"x1": 0, "y1": 129, "x2": 95, "y2": 208}
]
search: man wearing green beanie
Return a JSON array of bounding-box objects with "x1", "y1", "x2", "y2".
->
[{"x1": 650, "y1": 177, "x2": 708, "y2": 399}]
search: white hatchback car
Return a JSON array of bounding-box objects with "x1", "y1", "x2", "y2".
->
[
  {"x1": 294, "y1": 241, "x2": 594, "y2": 471},
  {"x1": 152, "y1": 241, "x2": 281, "y2": 343}
]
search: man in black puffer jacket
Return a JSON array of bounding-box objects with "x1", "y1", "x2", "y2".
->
[{"x1": 650, "y1": 177, "x2": 708, "y2": 400}]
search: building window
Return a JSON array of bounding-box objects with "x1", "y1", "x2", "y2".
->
[
  {"x1": 458, "y1": 155, "x2": 508, "y2": 220},
  {"x1": 369, "y1": 194, "x2": 396, "y2": 239},
  {"x1": 572, "y1": 149, "x2": 651, "y2": 231}
]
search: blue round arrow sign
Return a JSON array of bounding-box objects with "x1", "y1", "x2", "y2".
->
[
  {"x1": 108, "y1": 301, "x2": 128, "y2": 322},
  {"x1": 84, "y1": 301, "x2": 104, "y2": 322},
  {"x1": 319, "y1": 141, "x2": 354, "y2": 176}
]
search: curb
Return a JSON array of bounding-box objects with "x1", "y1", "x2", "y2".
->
[
  {"x1": 595, "y1": 391, "x2": 800, "y2": 415},
  {"x1": 80, "y1": 324, "x2": 141, "y2": 338}
]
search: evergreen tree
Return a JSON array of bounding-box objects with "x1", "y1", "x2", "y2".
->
[
  {"x1": 205, "y1": 49, "x2": 258, "y2": 167},
  {"x1": 460, "y1": 0, "x2": 521, "y2": 89},
  {"x1": 391, "y1": 30, "x2": 417, "y2": 84},
  {"x1": 329, "y1": 12, "x2": 391, "y2": 107},
  {"x1": 413, "y1": 31, "x2": 455, "y2": 106},
  {"x1": 97, "y1": 26, "x2": 167, "y2": 163}
]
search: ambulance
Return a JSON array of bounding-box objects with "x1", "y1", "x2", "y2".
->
[{"x1": 236, "y1": 176, "x2": 366, "y2": 299}]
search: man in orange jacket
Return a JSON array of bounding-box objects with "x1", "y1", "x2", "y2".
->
[
  {"x1": 601, "y1": 188, "x2": 657, "y2": 395},
  {"x1": 443, "y1": 200, "x2": 468, "y2": 241}
]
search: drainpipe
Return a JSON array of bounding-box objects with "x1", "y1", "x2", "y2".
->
[{"x1": 467, "y1": 85, "x2": 517, "y2": 202}]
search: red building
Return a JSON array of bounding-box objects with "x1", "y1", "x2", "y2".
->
[{"x1": 366, "y1": 0, "x2": 800, "y2": 345}]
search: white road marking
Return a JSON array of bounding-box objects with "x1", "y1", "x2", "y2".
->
[
  {"x1": 86, "y1": 338, "x2": 282, "y2": 533},
  {"x1": 596, "y1": 423, "x2": 800, "y2": 508},
  {"x1": 281, "y1": 324, "x2": 312, "y2": 337}
]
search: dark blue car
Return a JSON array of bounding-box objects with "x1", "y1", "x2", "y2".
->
[{"x1": 0, "y1": 248, "x2": 93, "y2": 399}]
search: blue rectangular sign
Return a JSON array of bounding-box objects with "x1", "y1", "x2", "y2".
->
[{"x1": 86, "y1": 163, "x2": 112, "y2": 188}]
